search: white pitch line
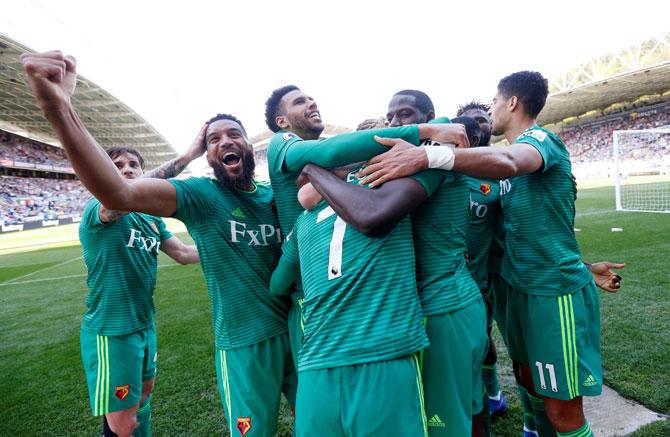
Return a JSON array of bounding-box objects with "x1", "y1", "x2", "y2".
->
[
  {"x1": 1, "y1": 256, "x2": 83, "y2": 285},
  {"x1": 0, "y1": 263, "x2": 180, "y2": 287},
  {"x1": 576, "y1": 210, "x2": 618, "y2": 217}
]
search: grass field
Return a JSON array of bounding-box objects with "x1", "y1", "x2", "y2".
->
[{"x1": 1, "y1": 185, "x2": 668, "y2": 436}]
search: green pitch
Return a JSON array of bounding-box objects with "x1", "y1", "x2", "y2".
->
[{"x1": 0, "y1": 185, "x2": 668, "y2": 435}]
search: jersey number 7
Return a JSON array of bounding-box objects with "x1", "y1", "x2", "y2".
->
[{"x1": 316, "y1": 206, "x2": 346, "y2": 280}]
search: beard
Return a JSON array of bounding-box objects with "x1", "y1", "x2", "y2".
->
[
  {"x1": 287, "y1": 114, "x2": 324, "y2": 139},
  {"x1": 212, "y1": 151, "x2": 256, "y2": 191}
]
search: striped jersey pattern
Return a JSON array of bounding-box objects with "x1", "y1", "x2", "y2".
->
[
  {"x1": 411, "y1": 171, "x2": 481, "y2": 315},
  {"x1": 500, "y1": 126, "x2": 593, "y2": 295},
  {"x1": 170, "y1": 177, "x2": 290, "y2": 349},
  {"x1": 282, "y1": 202, "x2": 429, "y2": 371},
  {"x1": 79, "y1": 199, "x2": 171, "y2": 335},
  {"x1": 465, "y1": 177, "x2": 501, "y2": 290}
]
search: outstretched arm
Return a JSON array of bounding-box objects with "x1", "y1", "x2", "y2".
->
[
  {"x1": 358, "y1": 137, "x2": 542, "y2": 187},
  {"x1": 160, "y1": 236, "x2": 200, "y2": 265},
  {"x1": 300, "y1": 164, "x2": 429, "y2": 237},
  {"x1": 21, "y1": 51, "x2": 177, "y2": 217},
  {"x1": 278, "y1": 124, "x2": 469, "y2": 173}
]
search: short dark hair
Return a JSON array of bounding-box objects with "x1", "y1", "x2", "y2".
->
[
  {"x1": 497, "y1": 71, "x2": 548, "y2": 118},
  {"x1": 456, "y1": 101, "x2": 490, "y2": 117},
  {"x1": 207, "y1": 113, "x2": 246, "y2": 135},
  {"x1": 264, "y1": 85, "x2": 299, "y2": 132},
  {"x1": 393, "y1": 89, "x2": 435, "y2": 115},
  {"x1": 106, "y1": 147, "x2": 144, "y2": 169},
  {"x1": 451, "y1": 116, "x2": 481, "y2": 145}
]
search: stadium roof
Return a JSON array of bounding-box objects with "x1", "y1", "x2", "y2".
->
[
  {"x1": 539, "y1": 33, "x2": 670, "y2": 126},
  {"x1": 0, "y1": 33, "x2": 177, "y2": 169}
]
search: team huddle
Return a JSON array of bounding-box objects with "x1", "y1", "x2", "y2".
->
[{"x1": 21, "y1": 51, "x2": 624, "y2": 437}]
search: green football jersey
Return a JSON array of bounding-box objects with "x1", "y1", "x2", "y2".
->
[
  {"x1": 79, "y1": 199, "x2": 172, "y2": 336},
  {"x1": 500, "y1": 126, "x2": 592, "y2": 295},
  {"x1": 281, "y1": 179, "x2": 428, "y2": 371},
  {"x1": 169, "y1": 177, "x2": 290, "y2": 349},
  {"x1": 487, "y1": 208, "x2": 505, "y2": 276},
  {"x1": 267, "y1": 126, "x2": 422, "y2": 303},
  {"x1": 466, "y1": 177, "x2": 501, "y2": 291},
  {"x1": 412, "y1": 171, "x2": 481, "y2": 315}
]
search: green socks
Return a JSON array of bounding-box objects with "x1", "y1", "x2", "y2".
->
[
  {"x1": 482, "y1": 364, "x2": 500, "y2": 398},
  {"x1": 556, "y1": 422, "x2": 593, "y2": 437},
  {"x1": 528, "y1": 392, "x2": 556, "y2": 437},
  {"x1": 132, "y1": 396, "x2": 152, "y2": 437}
]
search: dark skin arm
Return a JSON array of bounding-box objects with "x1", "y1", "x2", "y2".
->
[{"x1": 299, "y1": 164, "x2": 428, "y2": 237}]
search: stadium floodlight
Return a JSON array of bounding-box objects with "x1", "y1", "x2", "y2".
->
[{"x1": 613, "y1": 129, "x2": 670, "y2": 213}]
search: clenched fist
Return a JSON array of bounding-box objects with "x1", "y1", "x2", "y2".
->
[{"x1": 21, "y1": 51, "x2": 77, "y2": 112}]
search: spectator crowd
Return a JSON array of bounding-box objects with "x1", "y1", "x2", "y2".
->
[
  {"x1": 0, "y1": 130, "x2": 71, "y2": 167},
  {"x1": 0, "y1": 176, "x2": 91, "y2": 225}
]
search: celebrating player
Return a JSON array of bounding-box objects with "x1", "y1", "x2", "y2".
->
[
  {"x1": 79, "y1": 146, "x2": 199, "y2": 437},
  {"x1": 269, "y1": 168, "x2": 430, "y2": 436},
  {"x1": 21, "y1": 51, "x2": 296, "y2": 437}
]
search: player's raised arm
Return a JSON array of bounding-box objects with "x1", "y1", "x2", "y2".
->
[{"x1": 21, "y1": 51, "x2": 177, "y2": 217}]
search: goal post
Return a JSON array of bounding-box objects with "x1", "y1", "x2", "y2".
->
[{"x1": 613, "y1": 129, "x2": 670, "y2": 213}]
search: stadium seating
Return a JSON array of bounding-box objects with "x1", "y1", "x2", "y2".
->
[{"x1": 0, "y1": 175, "x2": 91, "y2": 225}]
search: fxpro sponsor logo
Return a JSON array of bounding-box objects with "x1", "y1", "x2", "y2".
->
[
  {"x1": 229, "y1": 220, "x2": 282, "y2": 246},
  {"x1": 469, "y1": 195, "x2": 488, "y2": 218},
  {"x1": 499, "y1": 179, "x2": 512, "y2": 196},
  {"x1": 126, "y1": 229, "x2": 160, "y2": 253}
]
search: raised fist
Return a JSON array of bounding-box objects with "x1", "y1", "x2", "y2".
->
[{"x1": 21, "y1": 51, "x2": 77, "y2": 111}]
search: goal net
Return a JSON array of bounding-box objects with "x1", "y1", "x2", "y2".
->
[{"x1": 613, "y1": 129, "x2": 670, "y2": 213}]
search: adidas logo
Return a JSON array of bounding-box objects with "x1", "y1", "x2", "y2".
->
[
  {"x1": 231, "y1": 208, "x2": 246, "y2": 219},
  {"x1": 583, "y1": 374, "x2": 597, "y2": 387},
  {"x1": 427, "y1": 414, "x2": 446, "y2": 428}
]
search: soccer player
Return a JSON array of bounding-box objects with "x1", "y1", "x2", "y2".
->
[
  {"x1": 21, "y1": 51, "x2": 296, "y2": 437},
  {"x1": 456, "y1": 103, "x2": 510, "y2": 416},
  {"x1": 263, "y1": 85, "x2": 470, "y2": 367},
  {"x1": 305, "y1": 89, "x2": 489, "y2": 436},
  {"x1": 358, "y1": 72, "x2": 625, "y2": 437},
  {"x1": 269, "y1": 168, "x2": 430, "y2": 436},
  {"x1": 79, "y1": 146, "x2": 199, "y2": 437}
]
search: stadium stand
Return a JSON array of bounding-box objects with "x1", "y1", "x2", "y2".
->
[
  {"x1": 560, "y1": 101, "x2": 670, "y2": 164},
  {"x1": 1, "y1": 175, "x2": 90, "y2": 225}
]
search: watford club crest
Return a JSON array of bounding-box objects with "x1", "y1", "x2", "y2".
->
[
  {"x1": 479, "y1": 183, "x2": 491, "y2": 196},
  {"x1": 237, "y1": 417, "x2": 252, "y2": 436},
  {"x1": 115, "y1": 384, "x2": 130, "y2": 401}
]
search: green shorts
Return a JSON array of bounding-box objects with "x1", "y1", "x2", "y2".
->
[
  {"x1": 503, "y1": 282, "x2": 602, "y2": 400},
  {"x1": 296, "y1": 355, "x2": 427, "y2": 437},
  {"x1": 421, "y1": 297, "x2": 488, "y2": 436},
  {"x1": 488, "y1": 273, "x2": 510, "y2": 342},
  {"x1": 287, "y1": 297, "x2": 304, "y2": 370},
  {"x1": 215, "y1": 332, "x2": 297, "y2": 437},
  {"x1": 80, "y1": 324, "x2": 156, "y2": 416}
]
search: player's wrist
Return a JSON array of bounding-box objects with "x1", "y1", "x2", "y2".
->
[{"x1": 424, "y1": 146, "x2": 455, "y2": 170}]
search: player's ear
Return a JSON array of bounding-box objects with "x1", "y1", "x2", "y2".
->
[
  {"x1": 508, "y1": 96, "x2": 519, "y2": 112},
  {"x1": 276, "y1": 115, "x2": 289, "y2": 130},
  {"x1": 426, "y1": 111, "x2": 435, "y2": 122}
]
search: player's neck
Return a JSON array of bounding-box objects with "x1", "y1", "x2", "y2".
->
[{"x1": 505, "y1": 116, "x2": 537, "y2": 144}]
